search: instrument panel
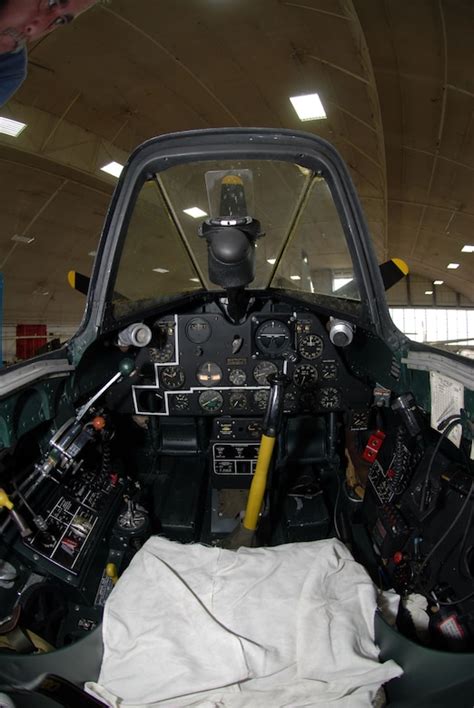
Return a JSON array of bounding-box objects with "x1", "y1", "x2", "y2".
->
[{"x1": 132, "y1": 312, "x2": 370, "y2": 417}]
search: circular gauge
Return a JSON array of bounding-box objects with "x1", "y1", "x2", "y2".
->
[
  {"x1": 196, "y1": 361, "x2": 223, "y2": 387},
  {"x1": 253, "y1": 389, "x2": 270, "y2": 411},
  {"x1": 293, "y1": 364, "x2": 318, "y2": 387},
  {"x1": 229, "y1": 391, "x2": 248, "y2": 410},
  {"x1": 299, "y1": 333, "x2": 324, "y2": 360},
  {"x1": 253, "y1": 361, "x2": 278, "y2": 386},
  {"x1": 160, "y1": 365, "x2": 185, "y2": 389},
  {"x1": 172, "y1": 394, "x2": 190, "y2": 411},
  {"x1": 284, "y1": 390, "x2": 298, "y2": 413},
  {"x1": 318, "y1": 387, "x2": 341, "y2": 409},
  {"x1": 255, "y1": 320, "x2": 291, "y2": 356},
  {"x1": 149, "y1": 343, "x2": 174, "y2": 363},
  {"x1": 186, "y1": 317, "x2": 211, "y2": 343},
  {"x1": 198, "y1": 390, "x2": 223, "y2": 412},
  {"x1": 320, "y1": 360, "x2": 338, "y2": 380},
  {"x1": 229, "y1": 368, "x2": 247, "y2": 386}
]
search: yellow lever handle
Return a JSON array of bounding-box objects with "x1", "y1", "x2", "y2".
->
[
  {"x1": 0, "y1": 488, "x2": 14, "y2": 511},
  {"x1": 106, "y1": 562, "x2": 119, "y2": 585}
]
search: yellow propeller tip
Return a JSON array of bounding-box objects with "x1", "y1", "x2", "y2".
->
[
  {"x1": 67, "y1": 271, "x2": 76, "y2": 289},
  {"x1": 392, "y1": 258, "x2": 409, "y2": 275}
]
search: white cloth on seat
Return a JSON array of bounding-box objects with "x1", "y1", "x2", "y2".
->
[{"x1": 86, "y1": 537, "x2": 402, "y2": 707}]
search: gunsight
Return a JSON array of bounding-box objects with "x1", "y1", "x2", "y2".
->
[{"x1": 199, "y1": 173, "x2": 264, "y2": 322}]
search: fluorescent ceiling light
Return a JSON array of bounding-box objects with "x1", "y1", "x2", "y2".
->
[
  {"x1": 289, "y1": 93, "x2": 326, "y2": 121},
  {"x1": 433, "y1": 280, "x2": 444, "y2": 285},
  {"x1": 189, "y1": 277, "x2": 200, "y2": 283},
  {"x1": 267, "y1": 258, "x2": 276, "y2": 265},
  {"x1": 100, "y1": 161, "x2": 124, "y2": 178},
  {"x1": 290, "y1": 275, "x2": 301, "y2": 281},
  {"x1": 183, "y1": 207, "x2": 207, "y2": 219},
  {"x1": 11, "y1": 234, "x2": 34, "y2": 244},
  {"x1": 88, "y1": 250, "x2": 97, "y2": 257},
  {"x1": 0, "y1": 117, "x2": 27, "y2": 137},
  {"x1": 153, "y1": 267, "x2": 169, "y2": 274},
  {"x1": 425, "y1": 290, "x2": 433, "y2": 295},
  {"x1": 447, "y1": 263, "x2": 460, "y2": 269},
  {"x1": 461, "y1": 244, "x2": 474, "y2": 253}
]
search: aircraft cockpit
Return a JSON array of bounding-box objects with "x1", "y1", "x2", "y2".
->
[{"x1": 0, "y1": 129, "x2": 472, "y2": 706}]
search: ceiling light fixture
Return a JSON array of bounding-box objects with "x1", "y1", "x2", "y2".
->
[
  {"x1": 290, "y1": 275, "x2": 301, "y2": 280},
  {"x1": 183, "y1": 207, "x2": 207, "y2": 219},
  {"x1": 100, "y1": 161, "x2": 124, "y2": 178},
  {"x1": 267, "y1": 258, "x2": 276, "y2": 265},
  {"x1": 433, "y1": 280, "x2": 443, "y2": 285},
  {"x1": 11, "y1": 234, "x2": 34, "y2": 244},
  {"x1": 88, "y1": 251, "x2": 97, "y2": 257},
  {"x1": 425, "y1": 290, "x2": 433, "y2": 295},
  {"x1": 289, "y1": 93, "x2": 327, "y2": 121},
  {"x1": 153, "y1": 268, "x2": 169, "y2": 274},
  {"x1": 461, "y1": 245, "x2": 474, "y2": 253},
  {"x1": 0, "y1": 117, "x2": 27, "y2": 137},
  {"x1": 447, "y1": 263, "x2": 460, "y2": 269},
  {"x1": 189, "y1": 277, "x2": 200, "y2": 283}
]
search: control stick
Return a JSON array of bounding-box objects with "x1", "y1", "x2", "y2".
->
[
  {"x1": 243, "y1": 373, "x2": 289, "y2": 531},
  {"x1": 224, "y1": 372, "x2": 289, "y2": 548}
]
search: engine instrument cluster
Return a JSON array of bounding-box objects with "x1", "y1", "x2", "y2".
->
[{"x1": 132, "y1": 311, "x2": 370, "y2": 417}]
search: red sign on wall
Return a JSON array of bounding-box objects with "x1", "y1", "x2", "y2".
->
[{"x1": 16, "y1": 324, "x2": 47, "y2": 360}]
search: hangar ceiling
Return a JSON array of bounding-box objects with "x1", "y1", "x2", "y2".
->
[{"x1": 0, "y1": 0, "x2": 472, "y2": 327}]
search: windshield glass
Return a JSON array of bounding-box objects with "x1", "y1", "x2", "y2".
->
[{"x1": 112, "y1": 159, "x2": 361, "y2": 319}]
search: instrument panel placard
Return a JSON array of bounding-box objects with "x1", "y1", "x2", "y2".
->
[{"x1": 213, "y1": 442, "x2": 259, "y2": 476}]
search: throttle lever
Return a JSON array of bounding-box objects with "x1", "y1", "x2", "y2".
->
[{"x1": 76, "y1": 357, "x2": 135, "y2": 421}]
